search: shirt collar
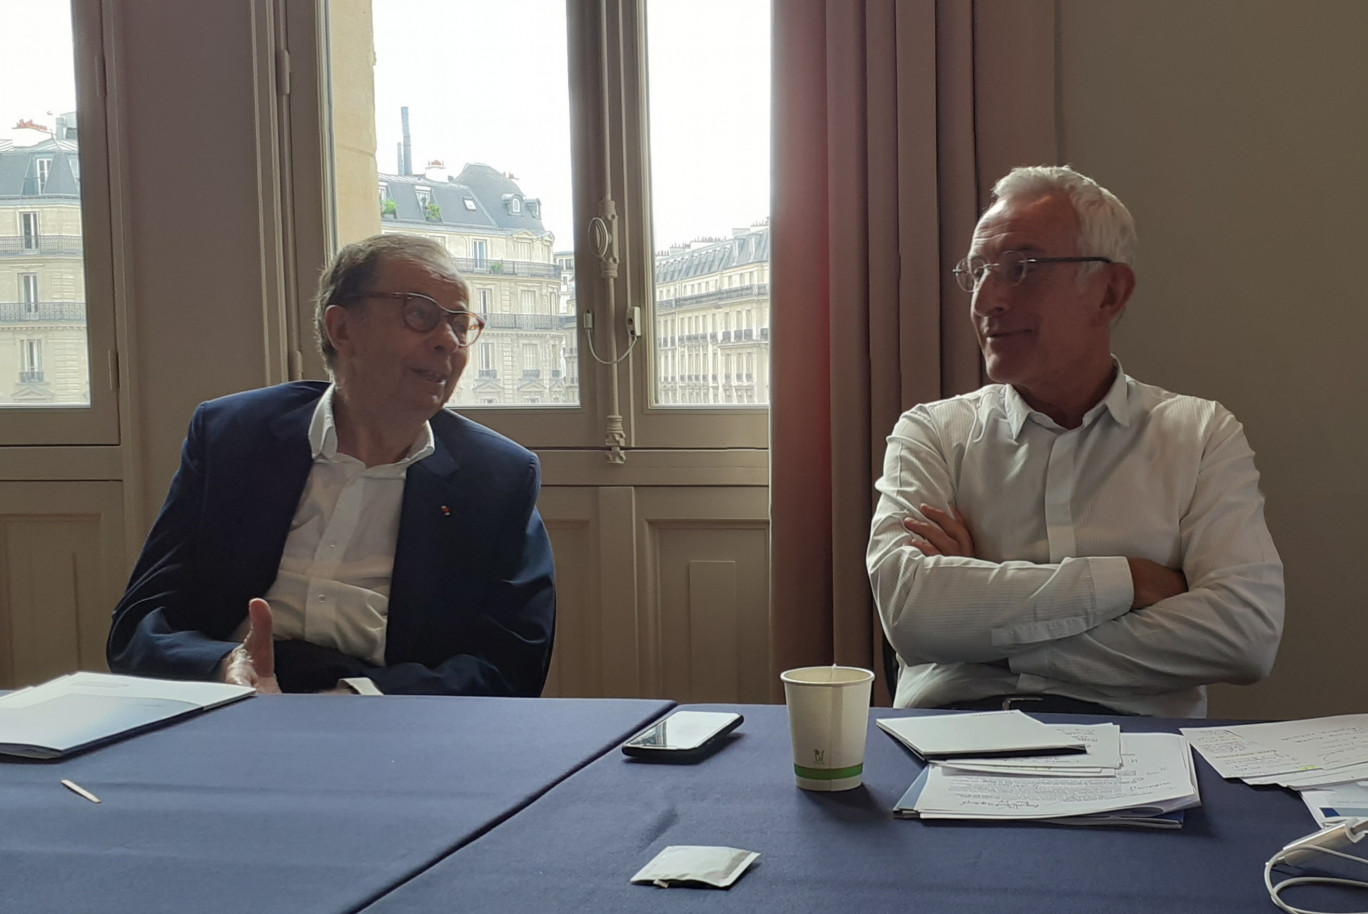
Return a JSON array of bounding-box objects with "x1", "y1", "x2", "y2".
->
[
  {"x1": 1003, "y1": 358, "x2": 1132, "y2": 439},
  {"x1": 308, "y1": 384, "x2": 436, "y2": 467}
]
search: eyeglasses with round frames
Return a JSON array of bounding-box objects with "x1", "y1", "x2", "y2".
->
[
  {"x1": 951, "y1": 251, "x2": 1113, "y2": 293},
  {"x1": 363, "y1": 291, "x2": 485, "y2": 347}
]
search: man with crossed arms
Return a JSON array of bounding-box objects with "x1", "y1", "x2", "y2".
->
[{"x1": 867, "y1": 166, "x2": 1283, "y2": 716}]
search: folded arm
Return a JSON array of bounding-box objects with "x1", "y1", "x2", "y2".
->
[
  {"x1": 867, "y1": 409, "x2": 1136, "y2": 665},
  {"x1": 1009, "y1": 415, "x2": 1284, "y2": 692}
]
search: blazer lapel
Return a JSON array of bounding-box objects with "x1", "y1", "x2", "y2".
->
[
  {"x1": 386, "y1": 433, "x2": 466, "y2": 663},
  {"x1": 244, "y1": 398, "x2": 317, "y2": 591}
]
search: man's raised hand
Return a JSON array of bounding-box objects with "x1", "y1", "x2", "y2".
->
[{"x1": 219, "y1": 598, "x2": 281, "y2": 693}]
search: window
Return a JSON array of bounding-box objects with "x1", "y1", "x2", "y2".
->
[
  {"x1": 316, "y1": 0, "x2": 767, "y2": 449},
  {"x1": 477, "y1": 288, "x2": 491, "y2": 313},
  {"x1": 20, "y1": 339, "x2": 43, "y2": 383},
  {"x1": 20, "y1": 275, "x2": 39, "y2": 313},
  {"x1": 20, "y1": 212, "x2": 39, "y2": 250},
  {"x1": 0, "y1": 1, "x2": 113, "y2": 427}
]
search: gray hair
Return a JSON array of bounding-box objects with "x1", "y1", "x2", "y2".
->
[
  {"x1": 314, "y1": 233, "x2": 469, "y2": 370},
  {"x1": 992, "y1": 165, "x2": 1137, "y2": 271}
]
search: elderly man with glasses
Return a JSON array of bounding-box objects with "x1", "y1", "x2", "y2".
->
[
  {"x1": 108, "y1": 234, "x2": 555, "y2": 696},
  {"x1": 867, "y1": 166, "x2": 1283, "y2": 717}
]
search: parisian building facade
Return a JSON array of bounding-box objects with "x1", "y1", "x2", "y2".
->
[
  {"x1": 0, "y1": 113, "x2": 88, "y2": 406},
  {"x1": 652, "y1": 224, "x2": 770, "y2": 406}
]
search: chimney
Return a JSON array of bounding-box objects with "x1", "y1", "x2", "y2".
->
[{"x1": 401, "y1": 107, "x2": 412, "y2": 175}]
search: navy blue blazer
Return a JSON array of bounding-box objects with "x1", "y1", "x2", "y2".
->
[{"x1": 106, "y1": 382, "x2": 555, "y2": 695}]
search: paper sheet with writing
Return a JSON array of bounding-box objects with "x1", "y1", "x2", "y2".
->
[
  {"x1": 913, "y1": 733, "x2": 1197, "y2": 820},
  {"x1": 1181, "y1": 714, "x2": 1368, "y2": 780},
  {"x1": 935, "y1": 723, "x2": 1122, "y2": 777},
  {"x1": 1246, "y1": 760, "x2": 1368, "y2": 790}
]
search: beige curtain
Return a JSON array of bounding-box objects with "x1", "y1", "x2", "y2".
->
[{"x1": 770, "y1": 0, "x2": 1060, "y2": 703}]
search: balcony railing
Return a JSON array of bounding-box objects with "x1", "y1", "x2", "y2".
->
[
  {"x1": 482, "y1": 312, "x2": 574, "y2": 332},
  {"x1": 521, "y1": 368, "x2": 542, "y2": 380},
  {"x1": 451, "y1": 257, "x2": 561, "y2": 279},
  {"x1": 0, "y1": 235, "x2": 83, "y2": 256},
  {"x1": 655, "y1": 282, "x2": 770, "y2": 313},
  {"x1": 19, "y1": 370, "x2": 45, "y2": 383},
  {"x1": 476, "y1": 368, "x2": 498, "y2": 379},
  {"x1": 0, "y1": 300, "x2": 85, "y2": 323}
]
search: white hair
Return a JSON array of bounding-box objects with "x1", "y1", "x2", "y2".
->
[{"x1": 992, "y1": 165, "x2": 1137, "y2": 270}]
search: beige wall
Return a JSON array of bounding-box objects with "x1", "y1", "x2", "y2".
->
[{"x1": 1058, "y1": 0, "x2": 1368, "y2": 718}]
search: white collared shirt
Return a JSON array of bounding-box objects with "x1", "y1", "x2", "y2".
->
[
  {"x1": 867, "y1": 365, "x2": 1284, "y2": 717},
  {"x1": 260, "y1": 385, "x2": 434, "y2": 669}
]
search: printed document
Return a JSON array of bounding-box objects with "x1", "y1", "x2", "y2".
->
[{"x1": 900, "y1": 733, "x2": 1198, "y2": 824}]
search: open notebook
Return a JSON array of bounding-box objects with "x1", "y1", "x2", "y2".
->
[{"x1": 0, "y1": 671, "x2": 252, "y2": 759}]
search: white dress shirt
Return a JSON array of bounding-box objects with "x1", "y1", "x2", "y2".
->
[
  {"x1": 256, "y1": 385, "x2": 434, "y2": 671},
  {"x1": 867, "y1": 365, "x2": 1284, "y2": 717}
]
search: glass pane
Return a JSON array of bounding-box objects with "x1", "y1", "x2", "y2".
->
[
  {"x1": 0, "y1": 3, "x2": 91, "y2": 408},
  {"x1": 326, "y1": 0, "x2": 578, "y2": 408},
  {"x1": 646, "y1": 0, "x2": 770, "y2": 408}
]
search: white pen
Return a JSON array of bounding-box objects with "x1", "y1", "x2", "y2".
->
[{"x1": 61, "y1": 779, "x2": 101, "y2": 804}]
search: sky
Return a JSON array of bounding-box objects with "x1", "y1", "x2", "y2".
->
[
  {"x1": 372, "y1": 0, "x2": 770, "y2": 253},
  {"x1": 0, "y1": 3, "x2": 77, "y2": 145}
]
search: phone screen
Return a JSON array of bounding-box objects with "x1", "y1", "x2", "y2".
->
[{"x1": 626, "y1": 711, "x2": 740, "y2": 751}]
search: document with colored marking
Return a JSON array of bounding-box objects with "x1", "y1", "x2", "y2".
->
[{"x1": 1181, "y1": 715, "x2": 1368, "y2": 783}]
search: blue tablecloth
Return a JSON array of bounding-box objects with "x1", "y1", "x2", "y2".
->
[
  {"x1": 356, "y1": 704, "x2": 1363, "y2": 913},
  {"x1": 0, "y1": 694, "x2": 672, "y2": 914}
]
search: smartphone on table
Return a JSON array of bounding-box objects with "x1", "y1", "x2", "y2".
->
[{"x1": 621, "y1": 710, "x2": 743, "y2": 763}]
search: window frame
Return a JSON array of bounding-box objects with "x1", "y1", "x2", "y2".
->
[{"x1": 0, "y1": 0, "x2": 120, "y2": 443}]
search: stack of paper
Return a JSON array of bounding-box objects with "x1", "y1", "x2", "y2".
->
[
  {"x1": 1182, "y1": 715, "x2": 1368, "y2": 827},
  {"x1": 876, "y1": 711, "x2": 1086, "y2": 760},
  {"x1": 878, "y1": 712, "x2": 1199, "y2": 829},
  {"x1": 0, "y1": 671, "x2": 253, "y2": 759},
  {"x1": 892, "y1": 732, "x2": 1199, "y2": 829}
]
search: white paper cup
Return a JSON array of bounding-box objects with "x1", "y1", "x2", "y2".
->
[{"x1": 781, "y1": 666, "x2": 874, "y2": 791}]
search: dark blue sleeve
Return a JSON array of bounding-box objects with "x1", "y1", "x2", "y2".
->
[{"x1": 106, "y1": 405, "x2": 242, "y2": 680}]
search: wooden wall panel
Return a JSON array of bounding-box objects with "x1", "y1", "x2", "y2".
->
[
  {"x1": 0, "y1": 481, "x2": 124, "y2": 689},
  {"x1": 538, "y1": 487, "x2": 600, "y2": 697},
  {"x1": 538, "y1": 486, "x2": 769, "y2": 703},
  {"x1": 640, "y1": 488, "x2": 770, "y2": 703}
]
